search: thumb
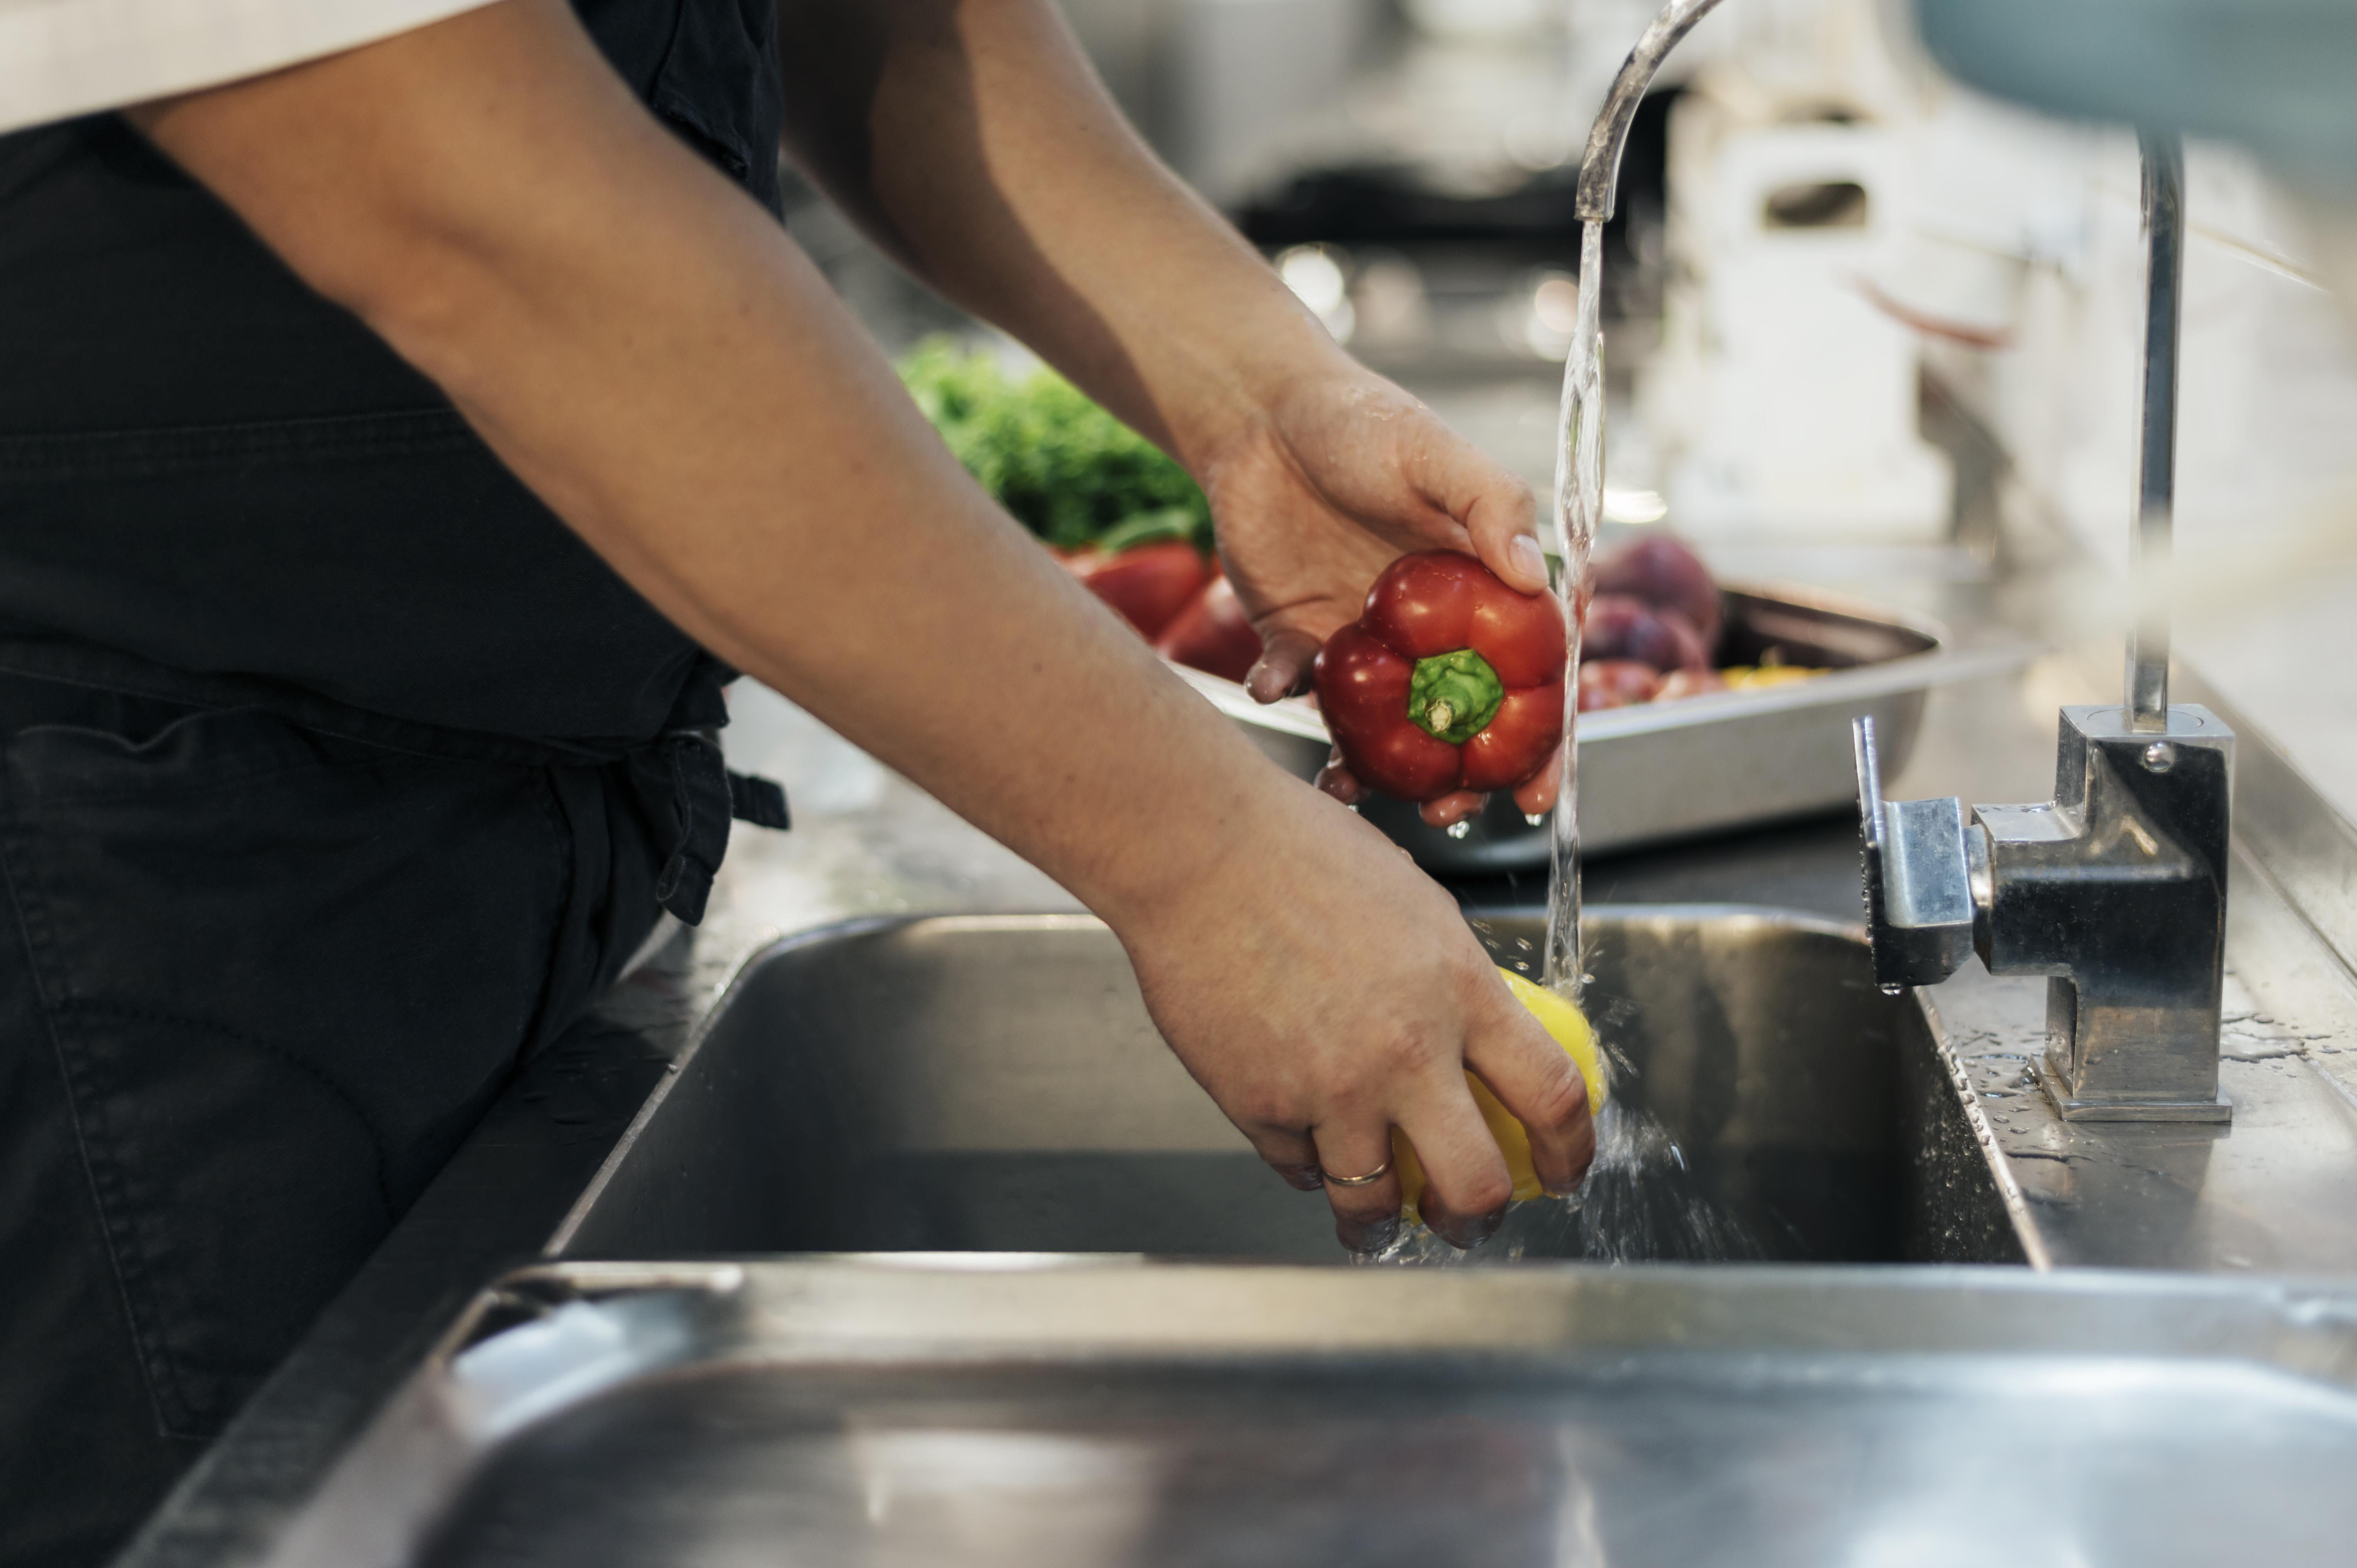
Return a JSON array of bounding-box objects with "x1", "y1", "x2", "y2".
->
[{"x1": 1247, "y1": 625, "x2": 1323, "y2": 703}]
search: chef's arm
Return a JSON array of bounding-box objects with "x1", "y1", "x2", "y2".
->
[
  {"x1": 772, "y1": 0, "x2": 1325, "y2": 472},
  {"x1": 127, "y1": 0, "x2": 1591, "y2": 1247},
  {"x1": 773, "y1": 0, "x2": 1559, "y2": 815}
]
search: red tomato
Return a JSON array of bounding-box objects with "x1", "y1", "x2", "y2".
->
[
  {"x1": 1058, "y1": 540, "x2": 1210, "y2": 640},
  {"x1": 1154, "y1": 574, "x2": 1263, "y2": 683}
]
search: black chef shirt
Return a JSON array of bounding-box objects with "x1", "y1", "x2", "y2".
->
[{"x1": 0, "y1": 0, "x2": 786, "y2": 747}]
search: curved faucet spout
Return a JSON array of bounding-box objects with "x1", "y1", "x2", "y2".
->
[{"x1": 1575, "y1": 0, "x2": 1737, "y2": 223}]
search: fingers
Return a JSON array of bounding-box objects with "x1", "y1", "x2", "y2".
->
[
  {"x1": 1244, "y1": 1126, "x2": 1328, "y2": 1193},
  {"x1": 1511, "y1": 742, "x2": 1564, "y2": 818},
  {"x1": 1247, "y1": 627, "x2": 1322, "y2": 703},
  {"x1": 1418, "y1": 790, "x2": 1486, "y2": 828},
  {"x1": 1392, "y1": 1077, "x2": 1515, "y2": 1248},
  {"x1": 1404, "y1": 430, "x2": 1548, "y2": 595},
  {"x1": 1322, "y1": 761, "x2": 1497, "y2": 842},
  {"x1": 1327, "y1": 748, "x2": 1555, "y2": 827},
  {"x1": 1461, "y1": 978, "x2": 1595, "y2": 1198},
  {"x1": 1309, "y1": 1123, "x2": 1406, "y2": 1254},
  {"x1": 1314, "y1": 748, "x2": 1366, "y2": 805}
]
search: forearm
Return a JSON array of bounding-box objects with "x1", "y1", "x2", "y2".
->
[
  {"x1": 132, "y1": 0, "x2": 1300, "y2": 931},
  {"x1": 775, "y1": 0, "x2": 1349, "y2": 469}
]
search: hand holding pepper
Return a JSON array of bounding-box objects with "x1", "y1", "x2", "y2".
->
[
  {"x1": 1313, "y1": 550, "x2": 1567, "y2": 804},
  {"x1": 1192, "y1": 368, "x2": 1561, "y2": 826}
]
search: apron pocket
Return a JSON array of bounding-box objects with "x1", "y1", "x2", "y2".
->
[{"x1": 0, "y1": 706, "x2": 571, "y2": 1437}]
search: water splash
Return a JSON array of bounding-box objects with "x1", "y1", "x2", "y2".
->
[
  {"x1": 1359, "y1": 1007, "x2": 1769, "y2": 1268},
  {"x1": 1358, "y1": 1101, "x2": 1766, "y2": 1268},
  {"x1": 1543, "y1": 221, "x2": 1608, "y2": 1004}
]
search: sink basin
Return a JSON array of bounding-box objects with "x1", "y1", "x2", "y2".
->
[
  {"x1": 555, "y1": 907, "x2": 2027, "y2": 1265},
  {"x1": 266, "y1": 1260, "x2": 2357, "y2": 1568}
]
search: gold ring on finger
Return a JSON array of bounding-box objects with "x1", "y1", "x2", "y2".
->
[{"x1": 1320, "y1": 1157, "x2": 1392, "y2": 1188}]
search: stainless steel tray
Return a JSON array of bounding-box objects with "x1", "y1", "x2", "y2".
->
[
  {"x1": 1177, "y1": 582, "x2": 2034, "y2": 871},
  {"x1": 265, "y1": 1259, "x2": 2357, "y2": 1568}
]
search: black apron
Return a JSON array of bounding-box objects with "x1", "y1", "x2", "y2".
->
[{"x1": 0, "y1": 5, "x2": 787, "y2": 1563}]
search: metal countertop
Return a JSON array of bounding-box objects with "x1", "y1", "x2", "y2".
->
[
  {"x1": 690, "y1": 555, "x2": 2357, "y2": 1280},
  {"x1": 114, "y1": 555, "x2": 2357, "y2": 1568}
]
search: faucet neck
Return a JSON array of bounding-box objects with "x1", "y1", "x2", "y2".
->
[{"x1": 2127, "y1": 131, "x2": 2185, "y2": 731}]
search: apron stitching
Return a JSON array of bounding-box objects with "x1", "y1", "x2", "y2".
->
[
  {"x1": 0, "y1": 409, "x2": 480, "y2": 479},
  {"x1": 647, "y1": 0, "x2": 698, "y2": 97},
  {"x1": 0, "y1": 793, "x2": 186, "y2": 1433},
  {"x1": 58, "y1": 999, "x2": 399, "y2": 1220},
  {"x1": 18, "y1": 748, "x2": 479, "y2": 807},
  {"x1": 0, "y1": 644, "x2": 627, "y2": 768},
  {"x1": 511, "y1": 766, "x2": 582, "y2": 1062}
]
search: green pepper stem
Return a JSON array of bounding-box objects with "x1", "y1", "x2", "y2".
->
[{"x1": 1407, "y1": 648, "x2": 1505, "y2": 743}]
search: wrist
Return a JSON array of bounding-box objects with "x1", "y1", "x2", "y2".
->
[
  {"x1": 1085, "y1": 753, "x2": 1326, "y2": 946},
  {"x1": 1162, "y1": 295, "x2": 1367, "y2": 480}
]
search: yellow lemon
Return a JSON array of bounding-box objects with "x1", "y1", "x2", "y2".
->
[
  {"x1": 1391, "y1": 966, "x2": 1606, "y2": 1214},
  {"x1": 1719, "y1": 665, "x2": 1825, "y2": 690}
]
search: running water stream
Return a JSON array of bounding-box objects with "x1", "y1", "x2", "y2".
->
[
  {"x1": 1369, "y1": 218, "x2": 1769, "y2": 1268},
  {"x1": 1542, "y1": 219, "x2": 1608, "y2": 1005},
  {"x1": 1379, "y1": 0, "x2": 1768, "y2": 1265}
]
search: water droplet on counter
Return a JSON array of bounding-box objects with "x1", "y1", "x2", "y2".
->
[{"x1": 1446, "y1": 819, "x2": 1472, "y2": 840}]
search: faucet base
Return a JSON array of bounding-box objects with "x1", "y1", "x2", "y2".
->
[{"x1": 2034, "y1": 1055, "x2": 2232, "y2": 1123}]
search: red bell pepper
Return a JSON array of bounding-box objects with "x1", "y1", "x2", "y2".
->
[
  {"x1": 1057, "y1": 539, "x2": 1210, "y2": 640},
  {"x1": 1154, "y1": 572, "x2": 1262, "y2": 683},
  {"x1": 1313, "y1": 550, "x2": 1567, "y2": 802}
]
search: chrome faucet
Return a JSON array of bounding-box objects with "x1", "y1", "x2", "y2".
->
[
  {"x1": 1853, "y1": 132, "x2": 2234, "y2": 1123},
  {"x1": 1572, "y1": 2, "x2": 2233, "y2": 1119}
]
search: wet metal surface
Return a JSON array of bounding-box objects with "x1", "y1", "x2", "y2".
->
[
  {"x1": 553, "y1": 909, "x2": 2023, "y2": 1267},
  {"x1": 117, "y1": 615, "x2": 2357, "y2": 1567},
  {"x1": 262, "y1": 1261, "x2": 2357, "y2": 1568}
]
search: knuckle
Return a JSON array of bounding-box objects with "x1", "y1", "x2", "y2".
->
[
  {"x1": 1230, "y1": 1089, "x2": 1300, "y2": 1132},
  {"x1": 1447, "y1": 940, "x2": 1500, "y2": 989},
  {"x1": 1454, "y1": 1168, "x2": 1514, "y2": 1217},
  {"x1": 1250, "y1": 1135, "x2": 1307, "y2": 1165},
  {"x1": 1524, "y1": 1056, "x2": 1590, "y2": 1131},
  {"x1": 1364, "y1": 1028, "x2": 1433, "y2": 1083},
  {"x1": 1269, "y1": 1162, "x2": 1325, "y2": 1192}
]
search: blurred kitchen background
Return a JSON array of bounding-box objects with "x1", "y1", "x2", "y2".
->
[{"x1": 779, "y1": 0, "x2": 2357, "y2": 821}]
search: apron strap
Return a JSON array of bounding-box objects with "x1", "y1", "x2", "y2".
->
[
  {"x1": 728, "y1": 768, "x2": 791, "y2": 830},
  {"x1": 638, "y1": 729, "x2": 792, "y2": 926}
]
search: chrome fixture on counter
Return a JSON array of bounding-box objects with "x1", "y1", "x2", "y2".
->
[
  {"x1": 1854, "y1": 132, "x2": 2235, "y2": 1123},
  {"x1": 1573, "y1": 0, "x2": 1729, "y2": 226}
]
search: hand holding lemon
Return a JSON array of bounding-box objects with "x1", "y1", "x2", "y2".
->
[{"x1": 1392, "y1": 968, "x2": 1607, "y2": 1216}]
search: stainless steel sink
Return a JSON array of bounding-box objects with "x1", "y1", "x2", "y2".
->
[
  {"x1": 265, "y1": 1259, "x2": 2357, "y2": 1568},
  {"x1": 118, "y1": 651, "x2": 2357, "y2": 1568},
  {"x1": 553, "y1": 907, "x2": 2027, "y2": 1265}
]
